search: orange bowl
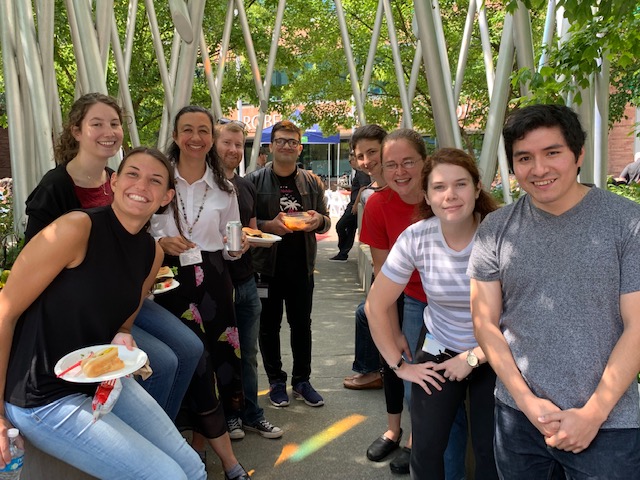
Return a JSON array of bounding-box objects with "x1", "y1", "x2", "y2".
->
[{"x1": 283, "y1": 212, "x2": 312, "y2": 231}]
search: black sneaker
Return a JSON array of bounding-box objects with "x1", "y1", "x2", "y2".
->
[
  {"x1": 226, "y1": 417, "x2": 245, "y2": 440},
  {"x1": 292, "y1": 381, "x2": 325, "y2": 407},
  {"x1": 245, "y1": 418, "x2": 284, "y2": 439},
  {"x1": 329, "y1": 254, "x2": 348, "y2": 262},
  {"x1": 269, "y1": 382, "x2": 290, "y2": 407}
]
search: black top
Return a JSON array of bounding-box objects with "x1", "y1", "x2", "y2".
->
[
  {"x1": 228, "y1": 175, "x2": 256, "y2": 285},
  {"x1": 24, "y1": 164, "x2": 115, "y2": 243},
  {"x1": 350, "y1": 170, "x2": 370, "y2": 205},
  {"x1": 5, "y1": 206, "x2": 155, "y2": 407}
]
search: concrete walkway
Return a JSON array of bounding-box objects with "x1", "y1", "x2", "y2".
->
[{"x1": 206, "y1": 222, "x2": 411, "y2": 479}]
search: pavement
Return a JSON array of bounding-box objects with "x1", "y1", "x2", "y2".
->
[{"x1": 203, "y1": 218, "x2": 411, "y2": 479}]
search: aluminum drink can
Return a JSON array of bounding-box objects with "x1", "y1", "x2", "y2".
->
[{"x1": 226, "y1": 221, "x2": 243, "y2": 253}]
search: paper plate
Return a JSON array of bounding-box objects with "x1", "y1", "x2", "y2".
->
[
  {"x1": 54, "y1": 345, "x2": 147, "y2": 383},
  {"x1": 247, "y1": 233, "x2": 282, "y2": 245}
]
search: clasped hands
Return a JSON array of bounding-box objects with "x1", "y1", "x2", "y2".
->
[{"x1": 522, "y1": 395, "x2": 604, "y2": 454}]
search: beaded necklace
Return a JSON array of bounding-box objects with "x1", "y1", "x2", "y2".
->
[{"x1": 176, "y1": 183, "x2": 210, "y2": 239}]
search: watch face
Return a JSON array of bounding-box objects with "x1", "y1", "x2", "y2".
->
[{"x1": 467, "y1": 352, "x2": 479, "y2": 367}]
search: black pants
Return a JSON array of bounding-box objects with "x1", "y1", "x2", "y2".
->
[
  {"x1": 410, "y1": 347, "x2": 498, "y2": 480},
  {"x1": 259, "y1": 271, "x2": 314, "y2": 386},
  {"x1": 335, "y1": 206, "x2": 357, "y2": 256},
  {"x1": 382, "y1": 295, "x2": 406, "y2": 414}
]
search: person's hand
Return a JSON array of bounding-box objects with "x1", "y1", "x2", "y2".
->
[
  {"x1": 158, "y1": 236, "x2": 196, "y2": 256},
  {"x1": 0, "y1": 415, "x2": 22, "y2": 469},
  {"x1": 518, "y1": 395, "x2": 562, "y2": 438},
  {"x1": 432, "y1": 353, "x2": 473, "y2": 382},
  {"x1": 224, "y1": 232, "x2": 247, "y2": 257},
  {"x1": 111, "y1": 332, "x2": 136, "y2": 351},
  {"x1": 539, "y1": 406, "x2": 605, "y2": 453},
  {"x1": 300, "y1": 210, "x2": 324, "y2": 232},
  {"x1": 263, "y1": 213, "x2": 294, "y2": 236},
  {"x1": 394, "y1": 362, "x2": 446, "y2": 395},
  {"x1": 394, "y1": 333, "x2": 413, "y2": 363}
]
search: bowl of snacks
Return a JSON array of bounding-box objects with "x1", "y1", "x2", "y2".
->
[{"x1": 283, "y1": 211, "x2": 312, "y2": 231}]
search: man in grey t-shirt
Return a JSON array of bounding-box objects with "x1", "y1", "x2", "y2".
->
[{"x1": 468, "y1": 104, "x2": 640, "y2": 479}]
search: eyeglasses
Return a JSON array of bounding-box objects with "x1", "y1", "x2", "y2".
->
[
  {"x1": 273, "y1": 138, "x2": 301, "y2": 148},
  {"x1": 383, "y1": 159, "x2": 420, "y2": 171},
  {"x1": 217, "y1": 118, "x2": 247, "y2": 130}
]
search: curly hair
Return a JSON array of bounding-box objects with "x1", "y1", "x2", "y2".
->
[
  {"x1": 54, "y1": 93, "x2": 123, "y2": 165},
  {"x1": 166, "y1": 105, "x2": 233, "y2": 194},
  {"x1": 418, "y1": 147, "x2": 498, "y2": 220}
]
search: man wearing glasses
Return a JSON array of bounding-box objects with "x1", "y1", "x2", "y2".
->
[{"x1": 245, "y1": 120, "x2": 331, "y2": 408}]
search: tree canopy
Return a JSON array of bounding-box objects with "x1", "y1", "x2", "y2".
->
[{"x1": 1, "y1": 0, "x2": 639, "y2": 144}]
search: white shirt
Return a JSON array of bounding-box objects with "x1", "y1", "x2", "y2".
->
[{"x1": 150, "y1": 164, "x2": 240, "y2": 254}]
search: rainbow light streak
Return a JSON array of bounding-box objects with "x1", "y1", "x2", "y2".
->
[{"x1": 275, "y1": 414, "x2": 366, "y2": 466}]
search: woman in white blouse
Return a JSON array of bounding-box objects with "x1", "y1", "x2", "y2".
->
[
  {"x1": 366, "y1": 145, "x2": 499, "y2": 480},
  {"x1": 150, "y1": 105, "x2": 249, "y2": 480}
]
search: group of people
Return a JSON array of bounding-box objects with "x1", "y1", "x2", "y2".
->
[
  {"x1": 1, "y1": 97, "x2": 639, "y2": 480},
  {"x1": 0, "y1": 94, "x2": 329, "y2": 479},
  {"x1": 340, "y1": 104, "x2": 640, "y2": 479}
]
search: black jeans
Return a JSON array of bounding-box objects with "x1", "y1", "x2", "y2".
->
[
  {"x1": 410, "y1": 348, "x2": 498, "y2": 480},
  {"x1": 258, "y1": 271, "x2": 314, "y2": 386},
  {"x1": 335, "y1": 206, "x2": 358, "y2": 256}
]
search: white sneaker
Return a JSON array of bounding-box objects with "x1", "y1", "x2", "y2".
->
[{"x1": 227, "y1": 417, "x2": 245, "y2": 440}]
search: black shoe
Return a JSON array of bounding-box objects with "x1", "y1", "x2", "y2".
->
[
  {"x1": 225, "y1": 464, "x2": 250, "y2": 480},
  {"x1": 366, "y1": 428, "x2": 402, "y2": 462},
  {"x1": 390, "y1": 447, "x2": 411, "y2": 474},
  {"x1": 329, "y1": 254, "x2": 348, "y2": 262}
]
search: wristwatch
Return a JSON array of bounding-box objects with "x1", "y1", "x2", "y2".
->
[
  {"x1": 466, "y1": 350, "x2": 479, "y2": 368},
  {"x1": 389, "y1": 357, "x2": 404, "y2": 371}
]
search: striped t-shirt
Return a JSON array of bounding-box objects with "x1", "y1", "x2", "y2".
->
[{"x1": 381, "y1": 216, "x2": 476, "y2": 353}]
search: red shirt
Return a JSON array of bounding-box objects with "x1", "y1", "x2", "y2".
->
[
  {"x1": 360, "y1": 188, "x2": 426, "y2": 302},
  {"x1": 74, "y1": 181, "x2": 114, "y2": 209}
]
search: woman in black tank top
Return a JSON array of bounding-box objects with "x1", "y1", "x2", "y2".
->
[{"x1": 0, "y1": 149, "x2": 207, "y2": 479}]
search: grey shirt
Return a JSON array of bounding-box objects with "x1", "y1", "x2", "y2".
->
[{"x1": 468, "y1": 187, "x2": 640, "y2": 428}]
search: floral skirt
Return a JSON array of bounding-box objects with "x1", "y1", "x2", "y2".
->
[{"x1": 155, "y1": 250, "x2": 243, "y2": 438}]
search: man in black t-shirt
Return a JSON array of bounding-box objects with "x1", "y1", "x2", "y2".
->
[
  {"x1": 216, "y1": 121, "x2": 283, "y2": 440},
  {"x1": 245, "y1": 121, "x2": 330, "y2": 409}
]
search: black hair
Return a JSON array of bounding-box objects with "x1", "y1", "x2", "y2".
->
[
  {"x1": 167, "y1": 105, "x2": 233, "y2": 194},
  {"x1": 503, "y1": 104, "x2": 586, "y2": 171},
  {"x1": 271, "y1": 120, "x2": 302, "y2": 143},
  {"x1": 350, "y1": 124, "x2": 387, "y2": 152}
]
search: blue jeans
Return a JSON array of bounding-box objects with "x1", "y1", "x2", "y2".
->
[
  {"x1": 233, "y1": 276, "x2": 264, "y2": 424},
  {"x1": 495, "y1": 400, "x2": 640, "y2": 480},
  {"x1": 352, "y1": 301, "x2": 381, "y2": 374},
  {"x1": 5, "y1": 378, "x2": 206, "y2": 480},
  {"x1": 132, "y1": 298, "x2": 203, "y2": 421},
  {"x1": 402, "y1": 295, "x2": 426, "y2": 405}
]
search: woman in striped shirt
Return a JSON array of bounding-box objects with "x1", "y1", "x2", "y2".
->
[{"x1": 366, "y1": 146, "x2": 499, "y2": 480}]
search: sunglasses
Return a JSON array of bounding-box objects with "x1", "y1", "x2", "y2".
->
[{"x1": 217, "y1": 118, "x2": 247, "y2": 130}]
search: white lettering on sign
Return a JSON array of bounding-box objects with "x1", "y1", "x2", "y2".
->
[{"x1": 242, "y1": 113, "x2": 284, "y2": 130}]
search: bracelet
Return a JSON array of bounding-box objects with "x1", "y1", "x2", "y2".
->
[{"x1": 389, "y1": 357, "x2": 404, "y2": 371}]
